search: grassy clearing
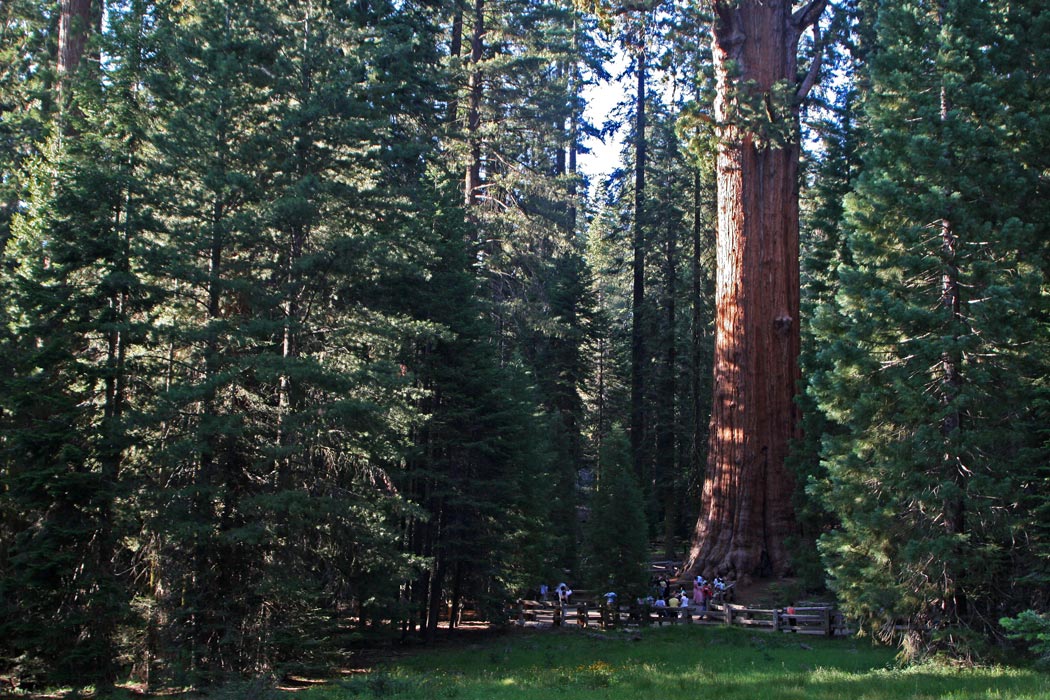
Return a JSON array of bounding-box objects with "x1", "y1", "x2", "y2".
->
[{"x1": 293, "y1": 626, "x2": 1049, "y2": 700}]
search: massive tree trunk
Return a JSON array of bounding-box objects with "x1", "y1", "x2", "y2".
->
[
  {"x1": 58, "y1": 0, "x2": 93, "y2": 79},
  {"x1": 685, "y1": 0, "x2": 826, "y2": 582}
]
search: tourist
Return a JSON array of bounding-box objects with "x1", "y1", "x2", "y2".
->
[{"x1": 653, "y1": 596, "x2": 667, "y2": 622}]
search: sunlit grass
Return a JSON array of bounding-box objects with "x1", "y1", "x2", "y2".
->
[{"x1": 298, "y1": 625, "x2": 1049, "y2": 700}]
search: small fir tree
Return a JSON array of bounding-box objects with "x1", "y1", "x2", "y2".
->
[{"x1": 583, "y1": 425, "x2": 649, "y2": 597}]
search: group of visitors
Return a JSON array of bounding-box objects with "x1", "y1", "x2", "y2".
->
[
  {"x1": 536, "y1": 573, "x2": 732, "y2": 621},
  {"x1": 539, "y1": 582, "x2": 574, "y2": 606},
  {"x1": 638, "y1": 573, "x2": 732, "y2": 619}
]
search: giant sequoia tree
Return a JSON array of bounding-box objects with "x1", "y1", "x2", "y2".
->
[{"x1": 686, "y1": 0, "x2": 827, "y2": 581}]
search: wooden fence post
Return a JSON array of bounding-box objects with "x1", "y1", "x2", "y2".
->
[
  {"x1": 773, "y1": 609, "x2": 781, "y2": 632},
  {"x1": 823, "y1": 608, "x2": 832, "y2": 637},
  {"x1": 724, "y1": 605, "x2": 733, "y2": 627}
]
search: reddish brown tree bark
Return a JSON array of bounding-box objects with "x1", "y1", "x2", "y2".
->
[
  {"x1": 57, "y1": 0, "x2": 98, "y2": 105},
  {"x1": 685, "y1": 0, "x2": 826, "y2": 582}
]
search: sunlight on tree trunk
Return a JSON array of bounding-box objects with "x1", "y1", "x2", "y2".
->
[{"x1": 686, "y1": 0, "x2": 826, "y2": 582}]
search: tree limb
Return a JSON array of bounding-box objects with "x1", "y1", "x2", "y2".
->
[
  {"x1": 795, "y1": 23, "x2": 824, "y2": 100},
  {"x1": 792, "y1": 0, "x2": 828, "y2": 32}
]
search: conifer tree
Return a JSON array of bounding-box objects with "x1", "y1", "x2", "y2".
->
[
  {"x1": 138, "y1": 0, "x2": 445, "y2": 678},
  {"x1": 791, "y1": 0, "x2": 863, "y2": 589},
  {"x1": 397, "y1": 175, "x2": 561, "y2": 639},
  {"x1": 0, "y1": 1, "x2": 160, "y2": 688},
  {"x1": 583, "y1": 425, "x2": 649, "y2": 597},
  {"x1": 448, "y1": 0, "x2": 603, "y2": 579},
  {"x1": 811, "y1": 0, "x2": 1050, "y2": 658},
  {"x1": 0, "y1": 1, "x2": 52, "y2": 249}
]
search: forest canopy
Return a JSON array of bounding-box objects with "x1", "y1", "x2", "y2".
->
[{"x1": 0, "y1": 0, "x2": 1048, "y2": 693}]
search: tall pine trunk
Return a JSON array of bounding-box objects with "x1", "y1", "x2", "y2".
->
[
  {"x1": 630, "y1": 31, "x2": 648, "y2": 485},
  {"x1": 686, "y1": 0, "x2": 826, "y2": 581},
  {"x1": 464, "y1": 0, "x2": 483, "y2": 207},
  {"x1": 935, "y1": 0, "x2": 966, "y2": 624},
  {"x1": 659, "y1": 217, "x2": 677, "y2": 560},
  {"x1": 447, "y1": 2, "x2": 463, "y2": 125},
  {"x1": 56, "y1": 0, "x2": 100, "y2": 126}
]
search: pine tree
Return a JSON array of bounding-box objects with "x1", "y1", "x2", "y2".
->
[
  {"x1": 791, "y1": 0, "x2": 864, "y2": 590},
  {"x1": 0, "y1": 1, "x2": 161, "y2": 688},
  {"x1": 397, "y1": 175, "x2": 561, "y2": 639},
  {"x1": 447, "y1": 0, "x2": 604, "y2": 581},
  {"x1": 0, "y1": 1, "x2": 53, "y2": 249},
  {"x1": 583, "y1": 425, "x2": 650, "y2": 597},
  {"x1": 137, "y1": 0, "x2": 446, "y2": 679},
  {"x1": 811, "y1": 0, "x2": 1050, "y2": 659}
]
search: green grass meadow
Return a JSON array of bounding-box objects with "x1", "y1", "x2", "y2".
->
[{"x1": 294, "y1": 625, "x2": 1050, "y2": 700}]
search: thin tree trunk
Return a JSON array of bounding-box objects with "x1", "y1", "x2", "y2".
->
[
  {"x1": 568, "y1": 26, "x2": 579, "y2": 232},
  {"x1": 425, "y1": 507, "x2": 446, "y2": 642},
  {"x1": 193, "y1": 44, "x2": 232, "y2": 666},
  {"x1": 686, "y1": 0, "x2": 826, "y2": 581},
  {"x1": 630, "y1": 30, "x2": 648, "y2": 485},
  {"x1": 935, "y1": 0, "x2": 966, "y2": 623},
  {"x1": 659, "y1": 217, "x2": 677, "y2": 561},
  {"x1": 448, "y1": 562, "x2": 464, "y2": 633},
  {"x1": 596, "y1": 290, "x2": 607, "y2": 460},
  {"x1": 278, "y1": 18, "x2": 313, "y2": 471},
  {"x1": 95, "y1": 173, "x2": 133, "y2": 696},
  {"x1": 447, "y1": 2, "x2": 463, "y2": 125},
  {"x1": 464, "y1": 0, "x2": 484, "y2": 207}
]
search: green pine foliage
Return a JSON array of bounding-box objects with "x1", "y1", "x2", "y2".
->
[
  {"x1": 0, "y1": 1, "x2": 52, "y2": 249},
  {"x1": 445, "y1": 0, "x2": 604, "y2": 582},
  {"x1": 1000, "y1": 610, "x2": 1050, "y2": 663},
  {"x1": 582, "y1": 425, "x2": 649, "y2": 597},
  {"x1": 792, "y1": 1, "x2": 864, "y2": 592},
  {"x1": 395, "y1": 173, "x2": 564, "y2": 636},
  {"x1": 3, "y1": 0, "x2": 1050, "y2": 690},
  {"x1": 0, "y1": 7, "x2": 158, "y2": 686},
  {"x1": 810, "y1": 0, "x2": 1050, "y2": 660}
]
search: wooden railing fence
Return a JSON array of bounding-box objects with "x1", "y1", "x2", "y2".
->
[{"x1": 513, "y1": 599, "x2": 853, "y2": 637}]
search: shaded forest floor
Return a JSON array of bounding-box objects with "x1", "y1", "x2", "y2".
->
[{"x1": 2, "y1": 576, "x2": 842, "y2": 699}]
